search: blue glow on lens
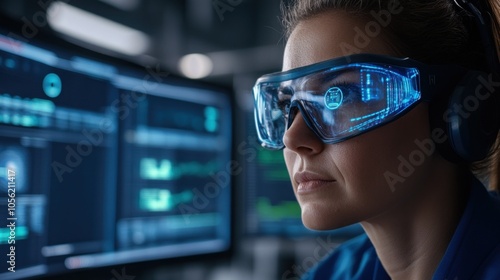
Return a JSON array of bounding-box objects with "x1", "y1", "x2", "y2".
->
[
  {"x1": 254, "y1": 59, "x2": 422, "y2": 150},
  {"x1": 350, "y1": 108, "x2": 390, "y2": 122},
  {"x1": 361, "y1": 69, "x2": 385, "y2": 102},
  {"x1": 324, "y1": 87, "x2": 343, "y2": 110}
]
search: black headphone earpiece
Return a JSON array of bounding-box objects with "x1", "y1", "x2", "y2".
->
[
  {"x1": 445, "y1": 71, "x2": 500, "y2": 162},
  {"x1": 432, "y1": 0, "x2": 500, "y2": 163}
]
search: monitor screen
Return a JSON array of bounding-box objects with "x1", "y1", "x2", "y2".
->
[
  {"x1": 242, "y1": 109, "x2": 363, "y2": 238},
  {"x1": 0, "y1": 18, "x2": 232, "y2": 279}
]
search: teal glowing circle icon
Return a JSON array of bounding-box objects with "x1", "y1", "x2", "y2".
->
[
  {"x1": 43, "y1": 73, "x2": 62, "y2": 98},
  {"x1": 324, "y1": 87, "x2": 343, "y2": 110}
]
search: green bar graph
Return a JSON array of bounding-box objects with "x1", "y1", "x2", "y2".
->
[
  {"x1": 257, "y1": 149, "x2": 290, "y2": 181},
  {"x1": 139, "y1": 188, "x2": 194, "y2": 212},
  {"x1": 256, "y1": 197, "x2": 301, "y2": 220},
  {"x1": 140, "y1": 158, "x2": 219, "y2": 180}
]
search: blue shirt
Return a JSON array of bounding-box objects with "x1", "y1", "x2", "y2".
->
[{"x1": 302, "y1": 175, "x2": 500, "y2": 280}]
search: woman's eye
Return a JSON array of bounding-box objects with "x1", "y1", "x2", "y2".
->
[
  {"x1": 277, "y1": 87, "x2": 293, "y2": 111},
  {"x1": 325, "y1": 83, "x2": 362, "y2": 104},
  {"x1": 277, "y1": 98, "x2": 291, "y2": 115}
]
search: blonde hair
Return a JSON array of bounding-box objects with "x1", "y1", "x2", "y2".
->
[
  {"x1": 489, "y1": 0, "x2": 500, "y2": 61},
  {"x1": 479, "y1": 0, "x2": 500, "y2": 192},
  {"x1": 491, "y1": 138, "x2": 499, "y2": 192}
]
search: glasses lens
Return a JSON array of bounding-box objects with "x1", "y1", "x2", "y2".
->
[{"x1": 254, "y1": 62, "x2": 421, "y2": 149}]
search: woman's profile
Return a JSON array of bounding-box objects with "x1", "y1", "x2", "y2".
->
[{"x1": 253, "y1": 0, "x2": 500, "y2": 279}]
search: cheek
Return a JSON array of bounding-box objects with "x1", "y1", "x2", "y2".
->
[
  {"x1": 281, "y1": 104, "x2": 434, "y2": 228},
  {"x1": 335, "y1": 137, "x2": 402, "y2": 199},
  {"x1": 333, "y1": 105, "x2": 433, "y2": 210}
]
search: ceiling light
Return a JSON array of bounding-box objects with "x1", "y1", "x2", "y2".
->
[
  {"x1": 178, "y1": 53, "x2": 213, "y2": 79},
  {"x1": 47, "y1": 1, "x2": 150, "y2": 56}
]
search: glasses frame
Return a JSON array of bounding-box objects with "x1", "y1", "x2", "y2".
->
[{"x1": 253, "y1": 53, "x2": 468, "y2": 150}]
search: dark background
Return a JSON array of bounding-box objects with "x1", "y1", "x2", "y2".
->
[{"x1": 0, "y1": 1, "x2": 359, "y2": 279}]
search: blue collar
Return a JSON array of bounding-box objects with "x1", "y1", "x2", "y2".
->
[
  {"x1": 432, "y1": 175, "x2": 500, "y2": 279},
  {"x1": 372, "y1": 175, "x2": 500, "y2": 280}
]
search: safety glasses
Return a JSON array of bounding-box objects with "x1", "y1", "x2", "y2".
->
[{"x1": 253, "y1": 54, "x2": 466, "y2": 150}]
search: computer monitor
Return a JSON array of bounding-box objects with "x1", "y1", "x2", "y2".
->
[
  {"x1": 0, "y1": 17, "x2": 233, "y2": 279},
  {"x1": 242, "y1": 109, "x2": 363, "y2": 238}
]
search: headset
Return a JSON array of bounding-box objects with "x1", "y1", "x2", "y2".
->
[{"x1": 431, "y1": 0, "x2": 500, "y2": 163}]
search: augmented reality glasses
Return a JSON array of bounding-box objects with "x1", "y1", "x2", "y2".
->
[{"x1": 253, "y1": 54, "x2": 465, "y2": 150}]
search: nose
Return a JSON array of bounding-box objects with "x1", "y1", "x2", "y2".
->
[{"x1": 282, "y1": 110, "x2": 324, "y2": 155}]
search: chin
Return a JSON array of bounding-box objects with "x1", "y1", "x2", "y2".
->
[{"x1": 300, "y1": 203, "x2": 357, "y2": 231}]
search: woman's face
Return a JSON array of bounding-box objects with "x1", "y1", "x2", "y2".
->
[{"x1": 283, "y1": 10, "x2": 435, "y2": 230}]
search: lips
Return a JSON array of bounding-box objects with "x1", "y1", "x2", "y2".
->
[{"x1": 294, "y1": 172, "x2": 336, "y2": 193}]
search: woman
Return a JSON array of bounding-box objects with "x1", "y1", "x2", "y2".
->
[{"x1": 253, "y1": 0, "x2": 500, "y2": 279}]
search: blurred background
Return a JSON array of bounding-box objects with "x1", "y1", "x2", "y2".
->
[
  {"x1": 0, "y1": 1, "x2": 363, "y2": 279},
  {"x1": 0, "y1": 0, "x2": 286, "y2": 87}
]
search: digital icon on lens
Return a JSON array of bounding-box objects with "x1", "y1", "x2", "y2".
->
[
  {"x1": 43, "y1": 73, "x2": 62, "y2": 98},
  {"x1": 324, "y1": 86, "x2": 343, "y2": 110}
]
